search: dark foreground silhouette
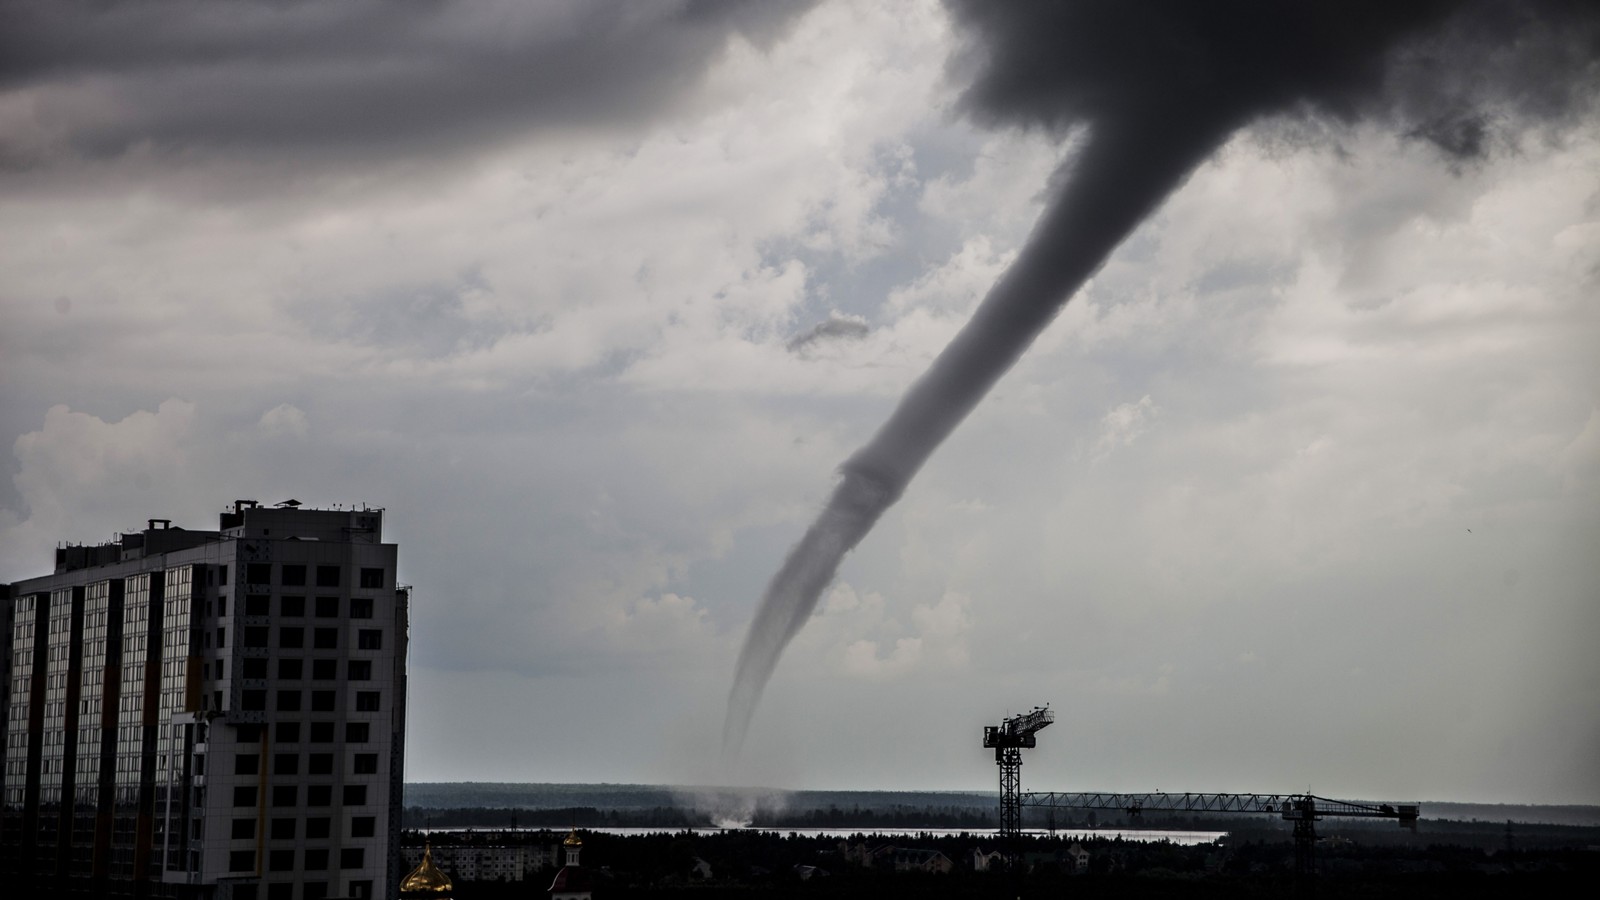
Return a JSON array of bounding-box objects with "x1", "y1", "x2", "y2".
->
[{"x1": 406, "y1": 823, "x2": 1600, "y2": 899}]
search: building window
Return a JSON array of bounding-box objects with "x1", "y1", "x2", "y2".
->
[
  {"x1": 313, "y1": 627, "x2": 338, "y2": 649},
  {"x1": 229, "y1": 850, "x2": 255, "y2": 872},
  {"x1": 340, "y1": 848, "x2": 365, "y2": 869},
  {"x1": 310, "y1": 722, "x2": 335, "y2": 743},
  {"x1": 350, "y1": 880, "x2": 373, "y2": 899},
  {"x1": 219, "y1": 565, "x2": 229, "y2": 585},
  {"x1": 279, "y1": 627, "x2": 304, "y2": 649},
  {"x1": 355, "y1": 692, "x2": 380, "y2": 712},
  {"x1": 237, "y1": 725, "x2": 263, "y2": 742},
  {"x1": 311, "y1": 690, "x2": 336, "y2": 712},
  {"x1": 268, "y1": 849, "x2": 295, "y2": 872},
  {"x1": 348, "y1": 660, "x2": 371, "y2": 681},
  {"x1": 267, "y1": 884, "x2": 292, "y2": 900},
  {"x1": 305, "y1": 817, "x2": 331, "y2": 839},
  {"x1": 276, "y1": 721, "x2": 300, "y2": 743},
  {"x1": 357, "y1": 629, "x2": 382, "y2": 650},
  {"x1": 278, "y1": 658, "x2": 302, "y2": 680},
  {"x1": 350, "y1": 597, "x2": 374, "y2": 619},
  {"x1": 232, "y1": 786, "x2": 257, "y2": 807},
  {"x1": 281, "y1": 565, "x2": 307, "y2": 587},
  {"x1": 272, "y1": 785, "x2": 297, "y2": 807},
  {"x1": 218, "y1": 595, "x2": 227, "y2": 616},
  {"x1": 308, "y1": 753, "x2": 334, "y2": 775},
  {"x1": 352, "y1": 753, "x2": 378, "y2": 775},
  {"x1": 358, "y1": 568, "x2": 384, "y2": 589},
  {"x1": 345, "y1": 722, "x2": 369, "y2": 743},
  {"x1": 243, "y1": 626, "x2": 269, "y2": 648},
  {"x1": 231, "y1": 818, "x2": 255, "y2": 840},
  {"x1": 216, "y1": 626, "x2": 226, "y2": 648},
  {"x1": 273, "y1": 753, "x2": 299, "y2": 775},
  {"x1": 276, "y1": 690, "x2": 302, "y2": 712},
  {"x1": 246, "y1": 594, "x2": 270, "y2": 616},
  {"x1": 234, "y1": 754, "x2": 259, "y2": 776},
  {"x1": 315, "y1": 596, "x2": 339, "y2": 618},
  {"x1": 343, "y1": 785, "x2": 367, "y2": 806},
  {"x1": 270, "y1": 818, "x2": 296, "y2": 840},
  {"x1": 246, "y1": 563, "x2": 271, "y2": 584},
  {"x1": 316, "y1": 565, "x2": 341, "y2": 588},
  {"x1": 350, "y1": 815, "x2": 376, "y2": 838},
  {"x1": 242, "y1": 657, "x2": 268, "y2": 679},
  {"x1": 281, "y1": 595, "x2": 305, "y2": 617},
  {"x1": 307, "y1": 785, "x2": 332, "y2": 807},
  {"x1": 304, "y1": 848, "x2": 329, "y2": 870},
  {"x1": 241, "y1": 690, "x2": 266, "y2": 711}
]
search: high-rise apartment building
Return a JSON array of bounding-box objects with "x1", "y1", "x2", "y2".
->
[{"x1": 1, "y1": 501, "x2": 408, "y2": 900}]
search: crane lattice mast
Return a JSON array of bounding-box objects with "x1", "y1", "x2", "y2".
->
[{"x1": 982, "y1": 706, "x2": 1054, "y2": 843}]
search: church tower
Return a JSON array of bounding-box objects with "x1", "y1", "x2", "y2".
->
[{"x1": 548, "y1": 830, "x2": 593, "y2": 900}]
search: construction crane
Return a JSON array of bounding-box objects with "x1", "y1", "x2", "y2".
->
[
  {"x1": 982, "y1": 707, "x2": 1419, "y2": 875},
  {"x1": 1024, "y1": 791, "x2": 1420, "y2": 875},
  {"x1": 982, "y1": 706, "x2": 1054, "y2": 842}
]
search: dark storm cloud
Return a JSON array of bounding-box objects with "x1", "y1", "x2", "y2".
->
[
  {"x1": 0, "y1": 0, "x2": 816, "y2": 164},
  {"x1": 725, "y1": 0, "x2": 1600, "y2": 754},
  {"x1": 950, "y1": 0, "x2": 1600, "y2": 159},
  {"x1": 1409, "y1": 113, "x2": 1491, "y2": 161},
  {"x1": 786, "y1": 314, "x2": 870, "y2": 353}
]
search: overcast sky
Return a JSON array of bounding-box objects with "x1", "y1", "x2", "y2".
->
[{"x1": 2, "y1": 0, "x2": 1597, "y2": 806}]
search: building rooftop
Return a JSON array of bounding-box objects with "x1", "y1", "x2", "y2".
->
[{"x1": 47, "y1": 500, "x2": 385, "y2": 573}]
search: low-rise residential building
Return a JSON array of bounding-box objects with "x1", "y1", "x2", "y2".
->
[
  {"x1": 871, "y1": 845, "x2": 954, "y2": 873},
  {"x1": 972, "y1": 847, "x2": 1004, "y2": 872},
  {"x1": 400, "y1": 838, "x2": 559, "y2": 883},
  {"x1": 1066, "y1": 842, "x2": 1090, "y2": 873}
]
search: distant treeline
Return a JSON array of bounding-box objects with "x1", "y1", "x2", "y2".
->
[
  {"x1": 400, "y1": 784, "x2": 1600, "y2": 850},
  {"x1": 403, "y1": 803, "x2": 995, "y2": 830},
  {"x1": 407, "y1": 783, "x2": 685, "y2": 810},
  {"x1": 754, "y1": 805, "x2": 994, "y2": 830},
  {"x1": 404, "y1": 782, "x2": 992, "y2": 814},
  {"x1": 405, "y1": 806, "x2": 702, "y2": 829},
  {"x1": 403, "y1": 785, "x2": 1600, "y2": 829}
]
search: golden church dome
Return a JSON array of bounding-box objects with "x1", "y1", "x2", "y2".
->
[
  {"x1": 400, "y1": 844, "x2": 453, "y2": 895},
  {"x1": 563, "y1": 829, "x2": 584, "y2": 848}
]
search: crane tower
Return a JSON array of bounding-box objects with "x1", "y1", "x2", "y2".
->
[
  {"x1": 982, "y1": 705, "x2": 1054, "y2": 840},
  {"x1": 980, "y1": 706, "x2": 1421, "y2": 876}
]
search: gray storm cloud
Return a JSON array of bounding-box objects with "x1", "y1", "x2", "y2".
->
[
  {"x1": 0, "y1": 0, "x2": 817, "y2": 168},
  {"x1": 725, "y1": 0, "x2": 1600, "y2": 756}
]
